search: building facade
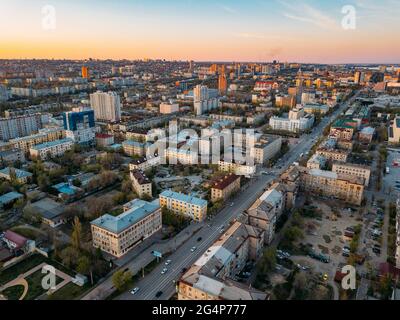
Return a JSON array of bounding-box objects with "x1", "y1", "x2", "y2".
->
[
  {"x1": 211, "y1": 174, "x2": 241, "y2": 203},
  {"x1": 159, "y1": 190, "x2": 207, "y2": 222},
  {"x1": 29, "y1": 138, "x2": 74, "y2": 160},
  {"x1": 91, "y1": 199, "x2": 162, "y2": 258},
  {"x1": 90, "y1": 91, "x2": 121, "y2": 122},
  {"x1": 130, "y1": 170, "x2": 152, "y2": 198}
]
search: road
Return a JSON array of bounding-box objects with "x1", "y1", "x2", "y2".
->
[{"x1": 116, "y1": 90, "x2": 363, "y2": 301}]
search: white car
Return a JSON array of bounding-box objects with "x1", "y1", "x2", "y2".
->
[
  {"x1": 165, "y1": 260, "x2": 172, "y2": 266},
  {"x1": 191, "y1": 246, "x2": 197, "y2": 252},
  {"x1": 161, "y1": 268, "x2": 168, "y2": 275},
  {"x1": 131, "y1": 287, "x2": 140, "y2": 295}
]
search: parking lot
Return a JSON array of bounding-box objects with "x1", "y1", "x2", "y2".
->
[{"x1": 384, "y1": 149, "x2": 400, "y2": 197}]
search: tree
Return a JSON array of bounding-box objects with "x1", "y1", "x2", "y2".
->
[
  {"x1": 85, "y1": 197, "x2": 113, "y2": 220},
  {"x1": 59, "y1": 246, "x2": 80, "y2": 268},
  {"x1": 22, "y1": 205, "x2": 42, "y2": 224},
  {"x1": 112, "y1": 270, "x2": 132, "y2": 292},
  {"x1": 71, "y1": 216, "x2": 82, "y2": 250}
]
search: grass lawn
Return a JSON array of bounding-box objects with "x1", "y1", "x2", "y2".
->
[
  {"x1": 0, "y1": 254, "x2": 47, "y2": 286},
  {"x1": 24, "y1": 271, "x2": 63, "y2": 300},
  {"x1": 47, "y1": 282, "x2": 92, "y2": 300},
  {"x1": 2, "y1": 285, "x2": 25, "y2": 300}
]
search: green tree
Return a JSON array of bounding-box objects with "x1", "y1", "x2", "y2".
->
[
  {"x1": 112, "y1": 270, "x2": 133, "y2": 292},
  {"x1": 71, "y1": 216, "x2": 82, "y2": 250}
]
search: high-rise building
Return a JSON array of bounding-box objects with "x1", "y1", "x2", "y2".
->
[
  {"x1": 0, "y1": 114, "x2": 44, "y2": 142},
  {"x1": 63, "y1": 109, "x2": 96, "y2": 145},
  {"x1": 218, "y1": 66, "x2": 228, "y2": 96},
  {"x1": 193, "y1": 85, "x2": 219, "y2": 116},
  {"x1": 81, "y1": 66, "x2": 89, "y2": 79},
  {"x1": 90, "y1": 91, "x2": 121, "y2": 122}
]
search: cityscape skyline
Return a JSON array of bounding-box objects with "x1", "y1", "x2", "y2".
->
[{"x1": 1, "y1": 0, "x2": 400, "y2": 63}]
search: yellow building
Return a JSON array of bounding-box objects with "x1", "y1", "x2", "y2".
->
[
  {"x1": 159, "y1": 190, "x2": 207, "y2": 222},
  {"x1": 332, "y1": 162, "x2": 371, "y2": 187},
  {"x1": 211, "y1": 174, "x2": 241, "y2": 203},
  {"x1": 299, "y1": 167, "x2": 364, "y2": 205},
  {"x1": 91, "y1": 199, "x2": 161, "y2": 258},
  {"x1": 130, "y1": 170, "x2": 152, "y2": 198},
  {"x1": 9, "y1": 128, "x2": 65, "y2": 154}
]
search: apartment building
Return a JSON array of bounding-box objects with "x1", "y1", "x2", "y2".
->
[
  {"x1": 159, "y1": 190, "x2": 207, "y2": 222},
  {"x1": 332, "y1": 162, "x2": 371, "y2": 186},
  {"x1": 63, "y1": 109, "x2": 96, "y2": 145},
  {"x1": 0, "y1": 167, "x2": 32, "y2": 184},
  {"x1": 316, "y1": 148, "x2": 349, "y2": 162},
  {"x1": 130, "y1": 170, "x2": 152, "y2": 198},
  {"x1": 246, "y1": 188, "x2": 283, "y2": 244},
  {"x1": 389, "y1": 116, "x2": 400, "y2": 144},
  {"x1": 91, "y1": 199, "x2": 162, "y2": 258},
  {"x1": 0, "y1": 113, "x2": 45, "y2": 141},
  {"x1": 29, "y1": 138, "x2": 74, "y2": 160},
  {"x1": 129, "y1": 155, "x2": 161, "y2": 172},
  {"x1": 178, "y1": 221, "x2": 267, "y2": 300},
  {"x1": 299, "y1": 167, "x2": 364, "y2": 205},
  {"x1": 210, "y1": 174, "x2": 241, "y2": 203},
  {"x1": 164, "y1": 147, "x2": 198, "y2": 165},
  {"x1": 218, "y1": 160, "x2": 257, "y2": 177},
  {"x1": 307, "y1": 154, "x2": 327, "y2": 170},
  {"x1": 9, "y1": 128, "x2": 65, "y2": 154},
  {"x1": 250, "y1": 135, "x2": 282, "y2": 165},
  {"x1": 160, "y1": 102, "x2": 179, "y2": 114},
  {"x1": 330, "y1": 120, "x2": 355, "y2": 141},
  {"x1": 0, "y1": 149, "x2": 26, "y2": 164},
  {"x1": 95, "y1": 133, "x2": 114, "y2": 147},
  {"x1": 269, "y1": 113, "x2": 314, "y2": 133},
  {"x1": 90, "y1": 91, "x2": 121, "y2": 123},
  {"x1": 122, "y1": 140, "x2": 150, "y2": 157}
]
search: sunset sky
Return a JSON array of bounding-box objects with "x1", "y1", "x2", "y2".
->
[{"x1": 1, "y1": 0, "x2": 399, "y2": 63}]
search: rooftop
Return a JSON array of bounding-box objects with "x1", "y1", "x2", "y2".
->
[
  {"x1": 160, "y1": 190, "x2": 207, "y2": 207},
  {"x1": 130, "y1": 170, "x2": 151, "y2": 185},
  {"x1": 31, "y1": 138, "x2": 73, "y2": 151},
  {"x1": 91, "y1": 199, "x2": 160, "y2": 234},
  {"x1": 0, "y1": 167, "x2": 33, "y2": 179},
  {"x1": 211, "y1": 174, "x2": 240, "y2": 190},
  {"x1": 0, "y1": 192, "x2": 23, "y2": 205}
]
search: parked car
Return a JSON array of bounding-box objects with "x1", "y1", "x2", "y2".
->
[
  {"x1": 161, "y1": 268, "x2": 168, "y2": 275},
  {"x1": 165, "y1": 260, "x2": 172, "y2": 266},
  {"x1": 155, "y1": 291, "x2": 163, "y2": 298},
  {"x1": 191, "y1": 246, "x2": 197, "y2": 252}
]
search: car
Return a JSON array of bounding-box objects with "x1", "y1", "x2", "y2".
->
[
  {"x1": 130, "y1": 287, "x2": 140, "y2": 295},
  {"x1": 230, "y1": 202, "x2": 234, "y2": 207},
  {"x1": 161, "y1": 268, "x2": 168, "y2": 275},
  {"x1": 197, "y1": 237, "x2": 202, "y2": 242},
  {"x1": 191, "y1": 246, "x2": 197, "y2": 252},
  {"x1": 373, "y1": 247, "x2": 381, "y2": 254},
  {"x1": 181, "y1": 267, "x2": 187, "y2": 273},
  {"x1": 165, "y1": 260, "x2": 171, "y2": 266},
  {"x1": 155, "y1": 291, "x2": 163, "y2": 298},
  {"x1": 342, "y1": 251, "x2": 350, "y2": 257}
]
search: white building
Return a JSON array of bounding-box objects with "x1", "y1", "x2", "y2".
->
[
  {"x1": 269, "y1": 111, "x2": 314, "y2": 133},
  {"x1": 90, "y1": 91, "x2": 121, "y2": 122},
  {"x1": 193, "y1": 85, "x2": 219, "y2": 116}
]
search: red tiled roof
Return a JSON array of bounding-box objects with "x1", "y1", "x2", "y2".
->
[
  {"x1": 4, "y1": 230, "x2": 28, "y2": 249},
  {"x1": 96, "y1": 133, "x2": 113, "y2": 139},
  {"x1": 211, "y1": 174, "x2": 240, "y2": 190}
]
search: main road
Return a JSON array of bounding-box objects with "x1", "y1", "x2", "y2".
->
[{"x1": 117, "y1": 90, "x2": 364, "y2": 301}]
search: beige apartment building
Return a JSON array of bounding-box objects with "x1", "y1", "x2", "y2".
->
[
  {"x1": 29, "y1": 138, "x2": 74, "y2": 160},
  {"x1": 130, "y1": 169, "x2": 152, "y2": 198},
  {"x1": 91, "y1": 199, "x2": 161, "y2": 258},
  {"x1": 316, "y1": 148, "x2": 349, "y2": 162},
  {"x1": 159, "y1": 190, "x2": 208, "y2": 222},
  {"x1": 332, "y1": 162, "x2": 371, "y2": 186},
  {"x1": 299, "y1": 167, "x2": 364, "y2": 205},
  {"x1": 178, "y1": 221, "x2": 267, "y2": 300},
  {"x1": 9, "y1": 128, "x2": 65, "y2": 154},
  {"x1": 218, "y1": 161, "x2": 257, "y2": 177},
  {"x1": 250, "y1": 135, "x2": 282, "y2": 165},
  {"x1": 211, "y1": 174, "x2": 241, "y2": 203}
]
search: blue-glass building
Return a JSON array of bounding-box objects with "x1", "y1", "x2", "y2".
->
[{"x1": 63, "y1": 110, "x2": 95, "y2": 131}]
